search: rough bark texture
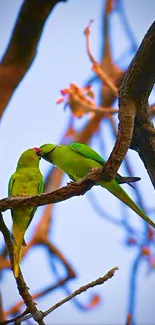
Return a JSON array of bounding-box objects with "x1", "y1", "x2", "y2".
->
[
  {"x1": 101, "y1": 21, "x2": 155, "y2": 188},
  {"x1": 0, "y1": 170, "x2": 99, "y2": 212}
]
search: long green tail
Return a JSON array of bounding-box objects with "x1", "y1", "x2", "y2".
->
[
  {"x1": 100, "y1": 180, "x2": 155, "y2": 229},
  {"x1": 12, "y1": 222, "x2": 24, "y2": 277}
]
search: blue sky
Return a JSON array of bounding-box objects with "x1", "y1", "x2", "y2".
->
[{"x1": 0, "y1": 1, "x2": 155, "y2": 324}]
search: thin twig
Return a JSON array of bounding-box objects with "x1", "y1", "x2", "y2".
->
[
  {"x1": 84, "y1": 21, "x2": 118, "y2": 97},
  {"x1": 18, "y1": 266, "x2": 119, "y2": 323},
  {"x1": 2, "y1": 308, "x2": 29, "y2": 325},
  {"x1": 4, "y1": 276, "x2": 72, "y2": 323},
  {"x1": 44, "y1": 266, "x2": 119, "y2": 316},
  {"x1": 126, "y1": 313, "x2": 132, "y2": 325}
]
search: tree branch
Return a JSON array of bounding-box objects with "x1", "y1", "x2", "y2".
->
[
  {"x1": 4, "y1": 276, "x2": 73, "y2": 324},
  {"x1": 0, "y1": 0, "x2": 67, "y2": 119},
  {"x1": 101, "y1": 21, "x2": 155, "y2": 185},
  {"x1": 44, "y1": 266, "x2": 119, "y2": 317},
  {"x1": 3, "y1": 309, "x2": 29, "y2": 325},
  {"x1": 16, "y1": 266, "x2": 119, "y2": 323},
  {"x1": 0, "y1": 169, "x2": 100, "y2": 212}
]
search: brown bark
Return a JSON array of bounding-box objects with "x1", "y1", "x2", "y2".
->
[
  {"x1": 101, "y1": 21, "x2": 155, "y2": 188},
  {"x1": 0, "y1": 0, "x2": 67, "y2": 119}
]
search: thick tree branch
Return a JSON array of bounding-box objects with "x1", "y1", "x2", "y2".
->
[
  {"x1": 0, "y1": 0, "x2": 67, "y2": 119},
  {"x1": 0, "y1": 169, "x2": 100, "y2": 212},
  {"x1": 101, "y1": 21, "x2": 155, "y2": 185}
]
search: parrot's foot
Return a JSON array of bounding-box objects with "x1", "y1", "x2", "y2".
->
[
  {"x1": 67, "y1": 180, "x2": 75, "y2": 186},
  {"x1": 90, "y1": 168, "x2": 98, "y2": 172},
  {"x1": 76, "y1": 179, "x2": 85, "y2": 185}
]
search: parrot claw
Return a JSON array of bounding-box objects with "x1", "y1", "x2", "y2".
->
[
  {"x1": 68, "y1": 179, "x2": 82, "y2": 186},
  {"x1": 76, "y1": 179, "x2": 84, "y2": 185},
  {"x1": 67, "y1": 180, "x2": 75, "y2": 185},
  {"x1": 90, "y1": 168, "x2": 97, "y2": 172}
]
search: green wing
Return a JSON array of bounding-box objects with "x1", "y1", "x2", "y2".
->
[
  {"x1": 8, "y1": 174, "x2": 15, "y2": 196},
  {"x1": 68, "y1": 142, "x2": 140, "y2": 187},
  {"x1": 8, "y1": 177, "x2": 12, "y2": 196},
  {"x1": 27, "y1": 177, "x2": 44, "y2": 227},
  {"x1": 39, "y1": 178, "x2": 44, "y2": 194},
  {"x1": 68, "y1": 142, "x2": 105, "y2": 165}
]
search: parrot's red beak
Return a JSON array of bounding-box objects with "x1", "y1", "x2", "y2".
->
[{"x1": 33, "y1": 147, "x2": 42, "y2": 155}]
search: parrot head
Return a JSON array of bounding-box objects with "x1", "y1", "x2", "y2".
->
[
  {"x1": 37, "y1": 144, "x2": 57, "y2": 161},
  {"x1": 17, "y1": 148, "x2": 41, "y2": 168}
]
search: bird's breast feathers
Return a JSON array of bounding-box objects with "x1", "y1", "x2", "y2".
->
[{"x1": 11, "y1": 169, "x2": 42, "y2": 196}]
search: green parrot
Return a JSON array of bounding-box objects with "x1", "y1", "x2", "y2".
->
[
  {"x1": 37, "y1": 142, "x2": 155, "y2": 229},
  {"x1": 8, "y1": 148, "x2": 44, "y2": 277}
]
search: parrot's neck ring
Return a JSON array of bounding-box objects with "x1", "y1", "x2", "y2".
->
[{"x1": 45, "y1": 145, "x2": 59, "y2": 159}]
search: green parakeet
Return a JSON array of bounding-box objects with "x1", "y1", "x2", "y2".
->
[
  {"x1": 8, "y1": 148, "x2": 44, "y2": 277},
  {"x1": 37, "y1": 142, "x2": 155, "y2": 229}
]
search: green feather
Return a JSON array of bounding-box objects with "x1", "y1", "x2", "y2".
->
[
  {"x1": 38, "y1": 142, "x2": 155, "y2": 229},
  {"x1": 69, "y1": 143, "x2": 140, "y2": 187},
  {"x1": 8, "y1": 148, "x2": 44, "y2": 277},
  {"x1": 69, "y1": 142, "x2": 105, "y2": 164}
]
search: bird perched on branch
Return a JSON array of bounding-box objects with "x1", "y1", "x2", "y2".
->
[
  {"x1": 8, "y1": 148, "x2": 43, "y2": 277},
  {"x1": 37, "y1": 142, "x2": 155, "y2": 229}
]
